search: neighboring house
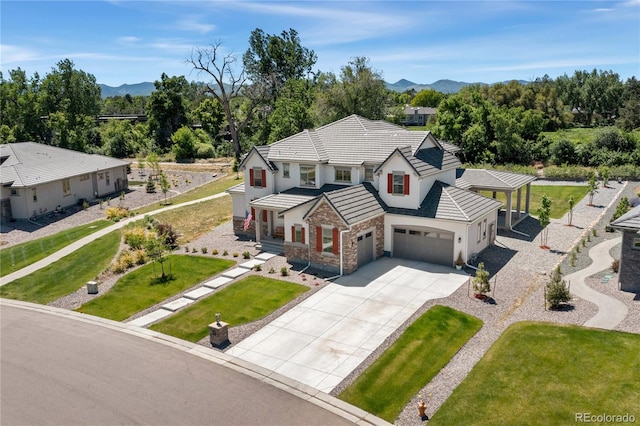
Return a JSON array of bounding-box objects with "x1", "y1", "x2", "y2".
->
[
  {"x1": 0, "y1": 142, "x2": 129, "y2": 221},
  {"x1": 610, "y1": 205, "x2": 640, "y2": 292},
  {"x1": 402, "y1": 106, "x2": 437, "y2": 126},
  {"x1": 228, "y1": 115, "x2": 533, "y2": 275}
]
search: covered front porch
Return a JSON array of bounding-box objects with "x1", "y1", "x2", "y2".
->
[
  {"x1": 249, "y1": 192, "x2": 316, "y2": 242},
  {"x1": 456, "y1": 168, "x2": 537, "y2": 230}
]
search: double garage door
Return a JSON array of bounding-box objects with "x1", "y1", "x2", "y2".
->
[{"x1": 393, "y1": 227, "x2": 454, "y2": 266}]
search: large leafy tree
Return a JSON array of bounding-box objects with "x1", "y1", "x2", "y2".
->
[
  {"x1": 0, "y1": 68, "x2": 46, "y2": 142},
  {"x1": 146, "y1": 73, "x2": 189, "y2": 151},
  {"x1": 190, "y1": 97, "x2": 225, "y2": 141},
  {"x1": 39, "y1": 59, "x2": 102, "y2": 150},
  {"x1": 410, "y1": 89, "x2": 443, "y2": 108},
  {"x1": 617, "y1": 76, "x2": 640, "y2": 131},
  {"x1": 267, "y1": 78, "x2": 315, "y2": 143},
  {"x1": 315, "y1": 57, "x2": 391, "y2": 124}
]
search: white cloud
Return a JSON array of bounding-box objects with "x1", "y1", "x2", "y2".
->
[
  {"x1": 175, "y1": 18, "x2": 215, "y2": 34},
  {"x1": 117, "y1": 36, "x2": 141, "y2": 44},
  {"x1": 0, "y1": 44, "x2": 40, "y2": 64}
]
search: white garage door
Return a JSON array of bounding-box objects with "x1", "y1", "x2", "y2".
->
[{"x1": 393, "y1": 227, "x2": 454, "y2": 266}]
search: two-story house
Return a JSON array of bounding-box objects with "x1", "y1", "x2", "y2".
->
[{"x1": 228, "y1": 115, "x2": 533, "y2": 275}]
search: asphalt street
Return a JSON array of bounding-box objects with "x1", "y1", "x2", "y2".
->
[{"x1": 0, "y1": 303, "x2": 357, "y2": 426}]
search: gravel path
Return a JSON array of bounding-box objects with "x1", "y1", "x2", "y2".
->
[{"x1": 6, "y1": 177, "x2": 639, "y2": 425}]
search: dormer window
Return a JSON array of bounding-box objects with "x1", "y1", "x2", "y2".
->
[
  {"x1": 364, "y1": 167, "x2": 374, "y2": 182},
  {"x1": 335, "y1": 167, "x2": 351, "y2": 183},
  {"x1": 250, "y1": 167, "x2": 266, "y2": 188},
  {"x1": 388, "y1": 172, "x2": 410, "y2": 195}
]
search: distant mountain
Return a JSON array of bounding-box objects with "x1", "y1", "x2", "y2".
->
[
  {"x1": 99, "y1": 82, "x2": 155, "y2": 98},
  {"x1": 386, "y1": 79, "x2": 530, "y2": 94}
]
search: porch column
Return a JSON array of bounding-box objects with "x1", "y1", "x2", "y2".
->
[
  {"x1": 505, "y1": 191, "x2": 513, "y2": 230},
  {"x1": 255, "y1": 208, "x2": 262, "y2": 241},
  {"x1": 525, "y1": 183, "x2": 531, "y2": 214},
  {"x1": 266, "y1": 210, "x2": 272, "y2": 237},
  {"x1": 516, "y1": 187, "x2": 522, "y2": 219}
]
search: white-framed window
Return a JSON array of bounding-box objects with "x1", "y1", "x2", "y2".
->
[
  {"x1": 106, "y1": 172, "x2": 110, "y2": 186},
  {"x1": 283, "y1": 163, "x2": 290, "y2": 178},
  {"x1": 477, "y1": 222, "x2": 482, "y2": 243},
  {"x1": 252, "y1": 167, "x2": 263, "y2": 188},
  {"x1": 62, "y1": 179, "x2": 71, "y2": 196},
  {"x1": 32, "y1": 188, "x2": 38, "y2": 202},
  {"x1": 300, "y1": 165, "x2": 315, "y2": 187},
  {"x1": 364, "y1": 167, "x2": 374, "y2": 182},
  {"x1": 322, "y1": 227, "x2": 333, "y2": 253},
  {"x1": 10, "y1": 189, "x2": 18, "y2": 196},
  {"x1": 335, "y1": 167, "x2": 351, "y2": 183},
  {"x1": 482, "y1": 219, "x2": 487, "y2": 240},
  {"x1": 98, "y1": 173, "x2": 104, "y2": 180},
  {"x1": 393, "y1": 172, "x2": 405, "y2": 195},
  {"x1": 79, "y1": 174, "x2": 90, "y2": 181}
]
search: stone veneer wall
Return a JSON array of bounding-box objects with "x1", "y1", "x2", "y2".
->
[
  {"x1": 305, "y1": 200, "x2": 346, "y2": 274},
  {"x1": 0, "y1": 198, "x2": 12, "y2": 223},
  {"x1": 284, "y1": 242, "x2": 309, "y2": 265},
  {"x1": 232, "y1": 216, "x2": 256, "y2": 239},
  {"x1": 619, "y1": 230, "x2": 640, "y2": 292}
]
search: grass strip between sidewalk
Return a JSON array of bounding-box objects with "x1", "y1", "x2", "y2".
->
[
  {"x1": 0, "y1": 219, "x2": 113, "y2": 277},
  {"x1": 150, "y1": 276, "x2": 308, "y2": 342},
  {"x1": 0, "y1": 230, "x2": 121, "y2": 304},
  {"x1": 339, "y1": 305, "x2": 482, "y2": 422},
  {"x1": 78, "y1": 255, "x2": 235, "y2": 321}
]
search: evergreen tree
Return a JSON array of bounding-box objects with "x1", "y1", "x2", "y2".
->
[{"x1": 546, "y1": 267, "x2": 571, "y2": 309}]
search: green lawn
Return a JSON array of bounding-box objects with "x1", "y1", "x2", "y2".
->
[
  {"x1": 430, "y1": 322, "x2": 640, "y2": 425},
  {"x1": 481, "y1": 185, "x2": 590, "y2": 219},
  {"x1": 0, "y1": 219, "x2": 112, "y2": 277},
  {"x1": 150, "y1": 276, "x2": 308, "y2": 342},
  {"x1": 133, "y1": 175, "x2": 243, "y2": 215},
  {"x1": 541, "y1": 127, "x2": 606, "y2": 145},
  {"x1": 78, "y1": 255, "x2": 235, "y2": 321},
  {"x1": 0, "y1": 230, "x2": 121, "y2": 304},
  {"x1": 339, "y1": 305, "x2": 482, "y2": 423}
]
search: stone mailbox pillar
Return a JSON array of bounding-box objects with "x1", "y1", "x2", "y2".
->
[
  {"x1": 86, "y1": 281, "x2": 98, "y2": 294},
  {"x1": 209, "y1": 314, "x2": 229, "y2": 348}
]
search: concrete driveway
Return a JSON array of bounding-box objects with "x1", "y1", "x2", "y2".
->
[{"x1": 226, "y1": 258, "x2": 468, "y2": 393}]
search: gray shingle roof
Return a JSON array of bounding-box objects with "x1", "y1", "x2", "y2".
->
[
  {"x1": 304, "y1": 183, "x2": 387, "y2": 225},
  {"x1": 265, "y1": 115, "x2": 449, "y2": 166},
  {"x1": 455, "y1": 168, "x2": 537, "y2": 191},
  {"x1": 250, "y1": 193, "x2": 316, "y2": 211},
  {"x1": 226, "y1": 183, "x2": 245, "y2": 194},
  {"x1": 240, "y1": 146, "x2": 278, "y2": 171},
  {"x1": 0, "y1": 142, "x2": 129, "y2": 187},
  {"x1": 388, "y1": 181, "x2": 502, "y2": 222},
  {"x1": 610, "y1": 205, "x2": 640, "y2": 231},
  {"x1": 404, "y1": 106, "x2": 437, "y2": 115},
  {"x1": 388, "y1": 146, "x2": 461, "y2": 177}
]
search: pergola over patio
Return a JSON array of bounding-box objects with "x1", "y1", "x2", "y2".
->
[{"x1": 456, "y1": 169, "x2": 537, "y2": 230}]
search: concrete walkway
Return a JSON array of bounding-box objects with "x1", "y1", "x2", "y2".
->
[
  {"x1": 1, "y1": 192, "x2": 229, "y2": 286},
  {"x1": 566, "y1": 237, "x2": 628, "y2": 329},
  {"x1": 227, "y1": 258, "x2": 468, "y2": 393}
]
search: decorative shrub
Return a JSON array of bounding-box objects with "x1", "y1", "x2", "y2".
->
[
  {"x1": 253, "y1": 264, "x2": 262, "y2": 271},
  {"x1": 546, "y1": 267, "x2": 571, "y2": 309},
  {"x1": 212, "y1": 249, "x2": 219, "y2": 255},
  {"x1": 223, "y1": 250, "x2": 228, "y2": 256},
  {"x1": 242, "y1": 251, "x2": 251, "y2": 259},
  {"x1": 280, "y1": 267, "x2": 289, "y2": 276},
  {"x1": 123, "y1": 226, "x2": 147, "y2": 249},
  {"x1": 105, "y1": 206, "x2": 129, "y2": 221},
  {"x1": 233, "y1": 252, "x2": 239, "y2": 257},
  {"x1": 201, "y1": 247, "x2": 208, "y2": 254},
  {"x1": 472, "y1": 262, "x2": 490, "y2": 296},
  {"x1": 269, "y1": 267, "x2": 275, "y2": 274},
  {"x1": 612, "y1": 259, "x2": 620, "y2": 273},
  {"x1": 132, "y1": 249, "x2": 147, "y2": 265},
  {"x1": 192, "y1": 247, "x2": 197, "y2": 253}
]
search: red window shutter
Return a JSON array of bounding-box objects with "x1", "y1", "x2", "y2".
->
[
  {"x1": 316, "y1": 227, "x2": 323, "y2": 252},
  {"x1": 250, "y1": 207, "x2": 255, "y2": 219},
  {"x1": 262, "y1": 210, "x2": 267, "y2": 222},
  {"x1": 387, "y1": 173, "x2": 393, "y2": 194},
  {"x1": 403, "y1": 174, "x2": 410, "y2": 195},
  {"x1": 249, "y1": 169, "x2": 254, "y2": 186},
  {"x1": 301, "y1": 228, "x2": 306, "y2": 244},
  {"x1": 261, "y1": 169, "x2": 266, "y2": 188},
  {"x1": 332, "y1": 227, "x2": 339, "y2": 255},
  {"x1": 291, "y1": 226, "x2": 296, "y2": 243}
]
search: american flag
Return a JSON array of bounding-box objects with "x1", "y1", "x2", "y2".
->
[{"x1": 243, "y1": 211, "x2": 253, "y2": 231}]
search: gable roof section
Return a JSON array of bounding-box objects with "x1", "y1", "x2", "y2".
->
[
  {"x1": 387, "y1": 181, "x2": 502, "y2": 222},
  {"x1": 250, "y1": 184, "x2": 348, "y2": 214},
  {"x1": 375, "y1": 145, "x2": 461, "y2": 177},
  {"x1": 264, "y1": 130, "x2": 328, "y2": 163},
  {"x1": 239, "y1": 145, "x2": 278, "y2": 171},
  {"x1": 1, "y1": 142, "x2": 129, "y2": 187},
  {"x1": 303, "y1": 183, "x2": 387, "y2": 226},
  {"x1": 456, "y1": 168, "x2": 536, "y2": 191},
  {"x1": 610, "y1": 205, "x2": 640, "y2": 231}
]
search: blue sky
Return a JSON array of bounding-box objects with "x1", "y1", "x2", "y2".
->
[{"x1": 2, "y1": 1, "x2": 639, "y2": 87}]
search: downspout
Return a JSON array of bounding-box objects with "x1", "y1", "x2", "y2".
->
[{"x1": 326, "y1": 229, "x2": 349, "y2": 281}]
